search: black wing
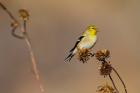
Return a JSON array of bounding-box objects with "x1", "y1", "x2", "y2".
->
[{"x1": 69, "y1": 36, "x2": 84, "y2": 52}]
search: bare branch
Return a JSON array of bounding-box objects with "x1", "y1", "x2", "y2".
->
[
  {"x1": 0, "y1": 2, "x2": 18, "y2": 23},
  {"x1": 112, "y1": 67, "x2": 127, "y2": 93},
  {"x1": 109, "y1": 74, "x2": 119, "y2": 93},
  {"x1": 22, "y1": 20, "x2": 45, "y2": 93},
  {"x1": 0, "y1": 2, "x2": 45, "y2": 93}
]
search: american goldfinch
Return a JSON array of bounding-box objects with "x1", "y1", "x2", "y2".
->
[{"x1": 65, "y1": 25, "x2": 98, "y2": 62}]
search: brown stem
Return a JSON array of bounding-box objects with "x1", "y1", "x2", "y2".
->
[
  {"x1": 11, "y1": 26, "x2": 25, "y2": 39},
  {"x1": 22, "y1": 20, "x2": 45, "y2": 93},
  {"x1": 0, "y1": 2, "x2": 24, "y2": 39},
  {"x1": 0, "y1": 2, "x2": 6, "y2": 10},
  {"x1": 1, "y1": 2, "x2": 45, "y2": 92},
  {"x1": 112, "y1": 67, "x2": 127, "y2": 93},
  {"x1": 0, "y1": 2, "x2": 18, "y2": 23},
  {"x1": 109, "y1": 74, "x2": 119, "y2": 93},
  {"x1": 0, "y1": 2, "x2": 18, "y2": 22}
]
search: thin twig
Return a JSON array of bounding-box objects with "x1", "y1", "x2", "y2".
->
[
  {"x1": 0, "y1": 2, "x2": 18, "y2": 23},
  {"x1": 11, "y1": 26, "x2": 25, "y2": 39},
  {"x1": 112, "y1": 67, "x2": 127, "y2": 93},
  {"x1": 109, "y1": 74, "x2": 119, "y2": 93},
  {"x1": 21, "y1": 20, "x2": 45, "y2": 93},
  {"x1": 0, "y1": 2, "x2": 23, "y2": 39},
  {"x1": 0, "y1": 2, "x2": 45, "y2": 93}
]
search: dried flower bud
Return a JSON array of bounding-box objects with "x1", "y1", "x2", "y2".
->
[
  {"x1": 77, "y1": 48, "x2": 93, "y2": 63},
  {"x1": 99, "y1": 62, "x2": 112, "y2": 76},
  {"x1": 95, "y1": 49, "x2": 110, "y2": 61},
  {"x1": 11, "y1": 21, "x2": 19, "y2": 28},
  {"x1": 97, "y1": 84, "x2": 116, "y2": 93},
  {"x1": 19, "y1": 9, "x2": 29, "y2": 21}
]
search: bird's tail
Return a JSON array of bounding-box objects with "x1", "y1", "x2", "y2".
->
[
  {"x1": 64, "y1": 52, "x2": 74, "y2": 62},
  {"x1": 65, "y1": 47, "x2": 77, "y2": 62}
]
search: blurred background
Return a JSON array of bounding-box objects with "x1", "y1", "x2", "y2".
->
[{"x1": 0, "y1": 0, "x2": 140, "y2": 93}]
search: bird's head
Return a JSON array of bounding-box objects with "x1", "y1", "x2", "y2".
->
[{"x1": 87, "y1": 25, "x2": 98, "y2": 35}]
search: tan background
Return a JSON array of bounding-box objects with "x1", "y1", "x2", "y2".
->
[{"x1": 0, "y1": 0, "x2": 140, "y2": 93}]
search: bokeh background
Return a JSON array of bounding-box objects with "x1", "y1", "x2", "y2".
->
[{"x1": 0, "y1": 0, "x2": 140, "y2": 93}]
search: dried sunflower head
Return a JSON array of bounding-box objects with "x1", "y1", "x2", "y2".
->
[
  {"x1": 77, "y1": 48, "x2": 93, "y2": 63},
  {"x1": 99, "y1": 62, "x2": 112, "y2": 76},
  {"x1": 19, "y1": 9, "x2": 29, "y2": 21},
  {"x1": 97, "y1": 84, "x2": 116, "y2": 93},
  {"x1": 95, "y1": 49, "x2": 110, "y2": 61}
]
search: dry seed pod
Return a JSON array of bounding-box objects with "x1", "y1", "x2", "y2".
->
[
  {"x1": 19, "y1": 9, "x2": 29, "y2": 21},
  {"x1": 97, "y1": 84, "x2": 116, "y2": 93},
  {"x1": 95, "y1": 49, "x2": 110, "y2": 61},
  {"x1": 77, "y1": 48, "x2": 92, "y2": 63},
  {"x1": 11, "y1": 21, "x2": 19, "y2": 28},
  {"x1": 99, "y1": 62, "x2": 112, "y2": 76}
]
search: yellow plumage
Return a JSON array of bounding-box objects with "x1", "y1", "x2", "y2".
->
[{"x1": 65, "y1": 25, "x2": 98, "y2": 61}]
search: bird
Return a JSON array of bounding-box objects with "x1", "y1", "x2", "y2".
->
[{"x1": 65, "y1": 25, "x2": 98, "y2": 62}]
